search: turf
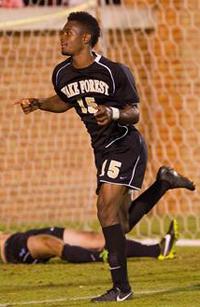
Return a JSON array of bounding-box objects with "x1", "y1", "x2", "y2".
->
[{"x1": 0, "y1": 247, "x2": 199, "y2": 307}]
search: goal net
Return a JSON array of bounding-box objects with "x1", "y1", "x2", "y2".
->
[{"x1": 0, "y1": 0, "x2": 199, "y2": 240}]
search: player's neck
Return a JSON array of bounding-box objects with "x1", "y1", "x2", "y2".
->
[{"x1": 72, "y1": 49, "x2": 95, "y2": 69}]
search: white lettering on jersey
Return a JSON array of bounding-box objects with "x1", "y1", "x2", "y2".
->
[
  {"x1": 61, "y1": 82, "x2": 80, "y2": 98},
  {"x1": 61, "y1": 79, "x2": 109, "y2": 98}
]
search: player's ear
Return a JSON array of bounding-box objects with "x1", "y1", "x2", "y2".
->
[{"x1": 83, "y1": 32, "x2": 92, "y2": 45}]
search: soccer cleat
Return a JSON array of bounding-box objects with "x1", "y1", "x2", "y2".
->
[
  {"x1": 157, "y1": 166, "x2": 195, "y2": 191},
  {"x1": 158, "y1": 219, "x2": 179, "y2": 260},
  {"x1": 91, "y1": 287, "x2": 133, "y2": 302}
]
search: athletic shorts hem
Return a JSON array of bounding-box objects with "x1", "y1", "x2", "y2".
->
[{"x1": 99, "y1": 180, "x2": 141, "y2": 191}]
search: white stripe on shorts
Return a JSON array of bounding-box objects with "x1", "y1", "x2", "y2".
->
[{"x1": 129, "y1": 155, "x2": 141, "y2": 186}]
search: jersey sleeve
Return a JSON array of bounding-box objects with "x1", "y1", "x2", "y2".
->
[
  {"x1": 52, "y1": 65, "x2": 69, "y2": 103},
  {"x1": 114, "y1": 64, "x2": 139, "y2": 105}
]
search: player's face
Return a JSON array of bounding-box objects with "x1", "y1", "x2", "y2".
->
[{"x1": 60, "y1": 21, "x2": 87, "y2": 56}]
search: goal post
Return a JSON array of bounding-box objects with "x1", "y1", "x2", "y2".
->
[{"x1": 0, "y1": 0, "x2": 199, "y2": 240}]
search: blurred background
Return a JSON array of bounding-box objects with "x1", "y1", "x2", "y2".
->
[{"x1": 0, "y1": 0, "x2": 199, "y2": 240}]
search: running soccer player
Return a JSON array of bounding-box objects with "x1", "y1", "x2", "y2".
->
[
  {"x1": 0, "y1": 220, "x2": 178, "y2": 264},
  {"x1": 15, "y1": 11, "x2": 195, "y2": 302}
]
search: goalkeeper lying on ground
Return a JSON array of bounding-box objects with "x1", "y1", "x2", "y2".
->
[{"x1": 0, "y1": 220, "x2": 178, "y2": 264}]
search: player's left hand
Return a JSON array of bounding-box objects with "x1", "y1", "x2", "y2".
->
[{"x1": 94, "y1": 105, "x2": 112, "y2": 126}]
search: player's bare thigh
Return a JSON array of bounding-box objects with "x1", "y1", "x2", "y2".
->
[
  {"x1": 63, "y1": 229, "x2": 105, "y2": 251},
  {"x1": 118, "y1": 192, "x2": 131, "y2": 234},
  {"x1": 27, "y1": 234, "x2": 64, "y2": 259},
  {"x1": 97, "y1": 183, "x2": 130, "y2": 227}
]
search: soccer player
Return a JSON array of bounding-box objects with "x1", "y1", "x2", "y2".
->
[
  {"x1": 0, "y1": 227, "x2": 102, "y2": 264},
  {"x1": 15, "y1": 12, "x2": 195, "y2": 302},
  {"x1": 0, "y1": 220, "x2": 178, "y2": 264}
]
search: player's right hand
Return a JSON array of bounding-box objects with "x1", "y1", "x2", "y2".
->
[
  {"x1": 94, "y1": 105, "x2": 112, "y2": 126},
  {"x1": 14, "y1": 98, "x2": 40, "y2": 114}
]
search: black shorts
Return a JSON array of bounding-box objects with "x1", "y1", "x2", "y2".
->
[
  {"x1": 4, "y1": 227, "x2": 65, "y2": 264},
  {"x1": 4, "y1": 232, "x2": 46, "y2": 264},
  {"x1": 25, "y1": 227, "x2": 65, "y2": 240},
  {"x1": 95, "y1": 127, "x2": 147, "y2": 194}
]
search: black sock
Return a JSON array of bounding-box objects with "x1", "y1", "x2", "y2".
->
[
  {"x1": 103, "y1": 224, "x2": 130, "y2": 292},
  {"x1": 61, "y1": 244, "x2": 102, "y2": 263},
  {"x1": 129, "y1": 180, "x2": 169, "y2": 230},
  {"x1": 126, "y1": 239, "x2": 160, "y2": 258}
]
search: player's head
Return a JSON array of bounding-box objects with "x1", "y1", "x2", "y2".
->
[{"x1": 61, "y1": 11, "x2": 101, "y2": 56}]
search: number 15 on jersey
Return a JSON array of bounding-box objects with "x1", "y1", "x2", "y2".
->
[{"x1": 77, "y1": 97, "x2": 98, "y2": 114}]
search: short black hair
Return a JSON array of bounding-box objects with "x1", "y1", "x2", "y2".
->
[{"x1": 68, "y1": 11, "x2": 101, "y2": 47}]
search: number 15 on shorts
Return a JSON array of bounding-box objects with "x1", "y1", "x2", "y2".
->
[{"x1": 100, "y1": 160, "x2": 122, "y2": 179}]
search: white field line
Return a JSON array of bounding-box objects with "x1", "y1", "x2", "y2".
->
[
  {"x1": 131, "y1": 238, "x2": 200, "y2": 247},
  {"x1": 0, "y1": 288, "x2": 175, "y2": 306},
  {"x1": 176, "y1": 239, "x2": 200, "y2": 246}
]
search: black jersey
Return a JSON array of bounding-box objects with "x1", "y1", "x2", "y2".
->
[{"x1": 52, "y1": 53, "x2": 139, "y2": 152}]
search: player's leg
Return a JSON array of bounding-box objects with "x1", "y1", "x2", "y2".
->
[
  {"x1": 92, "y1": 183, "x2": 133, "y2": 302},
  {"x1": 63, "y1": 229, "x2": 105, "y2": 251},
  {"x1": 61, "y1": 244, "x2": 103, "y2": 263},
  {"x1": 126, "y1": 239, "x2": 160, "y2": 258},
  {"x1": 128, "y1": 166, "x2": 195, "y2": 231},
  {"x1": 92, "y1": 131, "x2": 146, "y2": 302},
  {"x1": 126, "y1": 219, "x2": 179, "y2": 259},
  {"x1": 27, "y1": 234, "x2": 64, "y2": 259},
  {"x1": 28, "y1": 234, "x2": 103, "y2": 263},
  {"x1": 61, "y1": 219, "x2": 179, "y2": 262},
  {"x1": 117, "y1": 192, "x2": 132, "y2": 234}
]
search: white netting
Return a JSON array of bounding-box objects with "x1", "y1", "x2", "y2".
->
[
  {"x1": 0, "y1": 0, "x2": 199, "y2": 239},
  {"x1": 99, "y1": 0, "x2": 200, "y2": 239}
]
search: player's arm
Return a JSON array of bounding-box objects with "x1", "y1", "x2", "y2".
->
[
  {"x1": 95, "y1": 63, "x2": 140, "y2": 126},
  {"x1": 94, "y1": 104, "x2": 139, "y2": 126},
  {"x1": 15, "y1": 94, "x2": 72, "y2": 114},
  {"x1": 118, "y1": 103, "x2": 139, "y2": 125}
]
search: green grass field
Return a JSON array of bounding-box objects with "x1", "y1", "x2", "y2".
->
[{"x1": 0, "y1": 247, "x2": 199, "y2": 307}]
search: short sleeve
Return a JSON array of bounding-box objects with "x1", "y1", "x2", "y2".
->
[
  {"x1": 52, "y1": 66, "x2": 69, "y2": 103},
  {"x1": 114, "y1": 64, "x2": 139, "y2": 105}
]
